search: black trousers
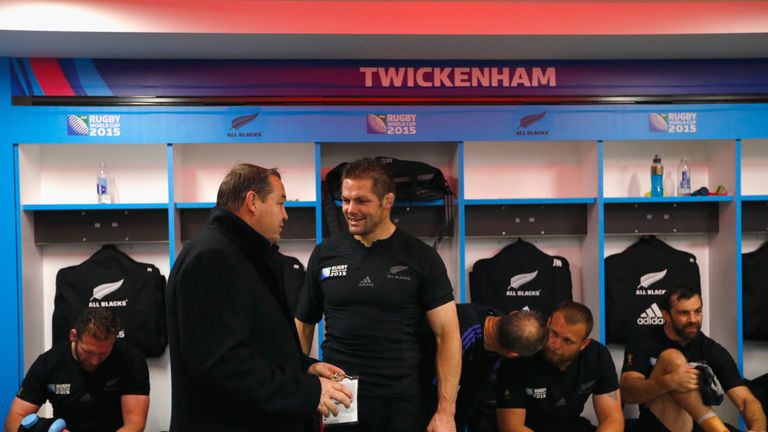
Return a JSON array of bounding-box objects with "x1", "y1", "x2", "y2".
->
[{"x1": 326, "y1": 395, "x2": 425, "y2": 432}]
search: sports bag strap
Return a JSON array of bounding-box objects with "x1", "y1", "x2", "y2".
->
[
  {"x1": 432, "y1": 194, "x2": 454, "y2": 249},
  {"x1": 321, "y1": 181, "x2": 343, "y2": 239}
]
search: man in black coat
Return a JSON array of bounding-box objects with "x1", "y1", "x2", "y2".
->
[{"x1": 166, "y1": 163, "x2": 351, "y2": 432}]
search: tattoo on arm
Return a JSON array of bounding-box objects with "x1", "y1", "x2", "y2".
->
[{"x1": 606, "y1": 391, "x2": 618, "y2": 402}]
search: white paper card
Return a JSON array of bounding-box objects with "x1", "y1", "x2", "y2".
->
[{"x1": 323, "y1": 376, "x2": 358, "y2": 426}]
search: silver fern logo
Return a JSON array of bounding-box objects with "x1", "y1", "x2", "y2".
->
[
  {"x1": 389, "y1": 265, "x2": 408, "y2": 274},
  {"x1": 227, "y1": 112, "x2": 262, "y2": 138},
  {"x1": 508, "y1": 270, "x2": 538, "y2": 290},
  {"x1": 636, "y1": 269, "x2": 668, "y2": 295},
  {"x1": 91, "y1": 279, "x2": 124, "y2": 300},
  {"x1": 506, "y1": 271, "x2": 541, "y2": 297},
  {"x1": 387, "y1": 265, "x2": 411, "y2": 281},
  {"x1": 638, "y1": 269, "x2": 667, "y2": 289}
]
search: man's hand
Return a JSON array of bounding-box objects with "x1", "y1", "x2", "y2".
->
[
  {"x1": 427, "y1": 409, "x2": 456, "y2": 432},
  {"x1": 317, "y1": 377, "x2": 353, "y2": 418},
  {"x1": 668, "y1": 364, "x2": 699, "y2": 393},
  {"x1": 308, "y1": 362, "x2": 345, "y2": 380}
]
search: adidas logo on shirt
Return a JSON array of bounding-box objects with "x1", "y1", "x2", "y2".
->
[
  {"x1": 637, "y1": 303, "x2": 665, "y2": 325},
  {"x1": 358, "y1": 276, "x2": 374, "y2": 287}
]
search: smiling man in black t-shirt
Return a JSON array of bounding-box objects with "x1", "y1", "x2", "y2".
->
[
  {"x1": 296, "y1": 158, "x2": 461, "y2": 432},
  {"x1": 496, "y1": 302, "x2": 624, "y2": 432},
  {"x1": 4, "y1": 308, "x2": 149, "y2": 432},
  {"x1": 620, "y1": 285, "x2": 766, "y2": 432}
]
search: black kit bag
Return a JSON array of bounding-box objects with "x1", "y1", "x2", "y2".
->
[
  {"x1": 323, "y1": 156, "x2": 454, "y2": 244},
  {"x1": 52, "y1": 245, "x2": 167, "y2": 357},
  {"x1": 743, "y1": 241, "x2": 768, "y2": 340},
  {"x1": 325, "y1": 156, "x2": 453, "y2": 202}
]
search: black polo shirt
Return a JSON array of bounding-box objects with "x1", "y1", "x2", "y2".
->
[
  {"x1": 17, "y1": 340, "x2": 149, "y2": 432},
  {"x1": 622, "y1": 326, "x2": 743, "y2": 425},
  {"x1": 297, "y1": 228, "x2": 454, "y2": 398},
  {"x1": 497, "y1": 340, "x2": 619, "y2": 432}
]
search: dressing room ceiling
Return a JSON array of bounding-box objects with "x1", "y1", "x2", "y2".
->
[{"x1": 0, "y1": 0, "x2": 767, "y2": 59}]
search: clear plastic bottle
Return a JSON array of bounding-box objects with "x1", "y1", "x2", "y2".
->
[
  {"x1": 651, "y1": 154, "x2": 664, "y2": 197},
  {"x1": 677, "y1": 158, "x2": 691, "y2": 196},
  {"x1": 97, "y1": 162, "x2": 111, "y2": 204}
]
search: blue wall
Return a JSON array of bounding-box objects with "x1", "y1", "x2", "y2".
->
[{"x1": 0, "y1": 58, "x2": 22, "y2": 413}]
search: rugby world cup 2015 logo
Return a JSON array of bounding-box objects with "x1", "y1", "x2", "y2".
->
[
  {"x1": 67, "y1": 115, "x2": 89, "y2": 136},
  {"x1": 649, "y1": 113, "x2": 669, "y2": 132},
  {"x1": 367, "y1": 114, "x2": 387, "y2": 134},
  {"x1": 649, "y1": 112, "x2": 697, "y2": 133}
]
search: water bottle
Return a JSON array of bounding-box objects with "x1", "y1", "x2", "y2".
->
[
  {"x1": 677, "y1": 158, "x2": 691, "y2": 196},
  {"x1": 651, "y1": 154, "x2": 664, "y2": 197},
  {"x1": 97, "y1": 162, "x2": 111, "y2": 204}
]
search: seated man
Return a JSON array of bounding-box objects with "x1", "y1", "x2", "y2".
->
[
  {"x1": 620, "y1": 285, "x2": 766, "y2": 432},
  {"x1": 4, "y1": 308, "x2": 149, "y2": 432},
  {"x1": 497, "y1": 301, "x2": 624, "y2": 432},
  {"x1": 421, "y1": 303, "x2": 548, "y2": 432}
]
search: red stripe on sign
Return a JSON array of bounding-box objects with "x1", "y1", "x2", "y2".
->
[{"x1": 29, "y1": 58, "x2": 75, "y2": 96}]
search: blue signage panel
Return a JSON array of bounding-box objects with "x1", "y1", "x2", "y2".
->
[{"x1": 5, "y1": 104, "x2": 768, "y2": 144}]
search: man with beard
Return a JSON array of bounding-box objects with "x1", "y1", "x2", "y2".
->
[
  {"x1": 496, "y1": 302, "x2": 624, "y2": 432},
  {"x1": 296, "y1": 158, "x2": 461, "y2": 432},
  {"x1": 620, "y1": 285, "x2": 766, "y2": 432},
  {"x1": 4, "y1": 308, "x2": 149, "y2": 432}
]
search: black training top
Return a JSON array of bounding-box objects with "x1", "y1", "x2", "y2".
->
[
  {"x1": 743, "y1": 241, "x2": 768, "y2": 340},
  {"x1": 605, "y1": 237, "x2": 701, "y2": 343},
  {"x1": 421, "y1": 303, "x2": 500, "y2": 430},
  {"x1": 297, "y1": 228, "x2": 455, "y2": 398},
  {"x1": 497, "y1": 340, "x2": 619, "y2": 432},
  {"x1": 18, "y1": 340, "x2": 149, "y2": 432},
  {"x1": 470, "y1": 239, "x2": 573, "y2": 317}
]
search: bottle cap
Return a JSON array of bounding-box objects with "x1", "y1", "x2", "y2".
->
[
  {"x1": 49, "y1": 418, "x2": 67, "y2": 432},
  {"x1": 20, "y1": 413, "x2": 39, "y2": 428}
]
